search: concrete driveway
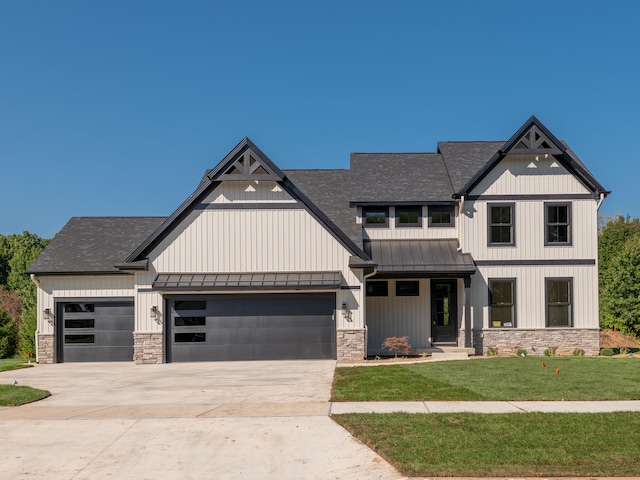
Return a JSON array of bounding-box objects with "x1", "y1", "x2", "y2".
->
[{"x1": 0, "y1": 361, "x2": 400, "y2": 480}]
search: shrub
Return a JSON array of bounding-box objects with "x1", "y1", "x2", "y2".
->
[
  {"x1": 620, "y1": 347, "x2": 630, "y2": 356},
  {"x1": 381, "y1": 336, "x2": 411, "y2": 357},
  {"x1": 572, "y1": 348, "x2": 585, "y2": 356},
  {"x1": 0, "y1": 309, "x2": 18, "y2": 358},
  {"x1": 515, "y1": 348, "x2": 527, "y2": 357},
  {"x1": 17, "y1": 305, "x2": 36, "y2": 358},
  {"x1": 543, "y1": 347, "x2": 557, "y2": 357},
  {"x1": 600, "y1": 348, "x2": 614, "y2": 357},
  {"x1": 486, "y1": 347, "x2": 499, "y2": 356}
]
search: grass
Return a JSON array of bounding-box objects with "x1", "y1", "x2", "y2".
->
[
  {"x1": 0, "y1": 358, "x2": 50, "y2": 406},
  {"x1": 332, "y1": 356, "x2": 640, "y2": 401},
  {"x1": 333, "y1": 412, "x2": 640, "y2": 477}
]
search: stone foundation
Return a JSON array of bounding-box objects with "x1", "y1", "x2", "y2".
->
[
  {"x1": 134, "y1": 332, "x2": 164, "y2": 364},
  {"x1": 473, "y1": 328, "x2": 600, "y2": 356},
  {"x1": 37, "y1": 334, "x2": 54, "y2": 364},
  {"x1": 336, "y1": 329, "x2": 366, "y2": 361}
]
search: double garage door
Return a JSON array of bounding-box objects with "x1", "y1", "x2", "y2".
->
[
  {"x1": 58, "y1": 301, "x2": 134, "y2": 362},
  {"x1": 168, "y1": 293, "x2": 336, "y2": 362}
]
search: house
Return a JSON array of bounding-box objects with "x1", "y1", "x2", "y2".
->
[{"x1": 27, "y1": 116, "x2": 608, "y2": 363}]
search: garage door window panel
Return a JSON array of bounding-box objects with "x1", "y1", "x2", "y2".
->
[
  {"x1": 65, "y1": 334, "x2": 95, "y2": 344},
  {"x1": 64, "y1": 318, "x2": 95, "y2": 329},
  {"x1": 64, "y1": 303, "x2": 95, "y2": 313},
  {"x1": 175, "y1": 332, "x2": 206, "y2": 342},
  {"x1": 175, "y1": 316, "x2": 206, "y2": 327}
]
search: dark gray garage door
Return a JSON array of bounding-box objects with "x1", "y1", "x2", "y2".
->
[
  {"x1": 168, "y1": 293, "x2": 336, "y2": 362},
  {"x1": 58, "y1": 301, "x2": 134, "y2": 362}
]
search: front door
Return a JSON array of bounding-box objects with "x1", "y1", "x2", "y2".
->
[{"x1": 431, "y1": 280, "x2": 458, "y2": 344}]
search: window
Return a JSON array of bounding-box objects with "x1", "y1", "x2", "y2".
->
[
  {"x1": 64, "y1": 319, "x2": 95, "y2": 329},
  {"x1": 366, "y1": 281, "x2": 388, "y2": 296},
  {"x1": 395, "y1": 206, "x2": 422, "y2": 227},
  {"x1": 429, "y1": 205, "x2": 455, "y2": 227},
  {"x1": 545, "y1": 203, "x2": 571, "y2": 245},
  {"x1": 488, "y1": 203, "x2": 515, "y2": 245},
  {"x1": 175, "y1": 332, "x2": 206, "y2": 342},
  {"x1": 489, "y1": 279, "x2": 515, "y2": 327},
  {"x1": 175, "y1": 300, "x2": 206, "y2": 311},
  {"x1": 175, "y1": 317, "x2": 206, "y2": 327},
  {"x1": 64, "y1": 334, "x2": 95, "y2": 344},
  {"x1": 362, "y1": 207, "x2": 389, "y2": 227},
  {"x1": 546, "y1": 278, "x2": 572, "y2": 327},
  {"x1": 396, "y1": 281, "x2": 419, "y2": 296},
  {"x1": 64, "y1": 303, "x2": 95, "y2": 313}
]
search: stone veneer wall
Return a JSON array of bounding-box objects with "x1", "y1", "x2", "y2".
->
[
  {"x1": 37, "y1": 334, "x2": 54, "y2": 364},
  {"x1": 336, "y1": 329, "x2": 366, "y2": 362},
  {"x1": 473, "y1": 328, "x2": 600, "y2": 356},
  {"x1": 134, "y1": 332, "x2": 164, "y2": 364}
]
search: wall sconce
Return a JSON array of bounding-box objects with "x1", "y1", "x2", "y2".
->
[
  {"x1": 150, "y1": 306, "x2": 159, "y2": 319},
  {"x1": 341, "y1": 303, "x2": 351, "y2": 321},
  {"x1": 43, "y1": 308, "x2": 54, "y2": 325}
]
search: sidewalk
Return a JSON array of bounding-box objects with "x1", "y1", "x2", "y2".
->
[{"x1": 330, "y1": 400, "x2": 640, "y2": 414}]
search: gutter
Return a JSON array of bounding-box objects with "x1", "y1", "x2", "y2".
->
[{"x1": 362, "y1": 267, "x2": 378, "y2": 360}]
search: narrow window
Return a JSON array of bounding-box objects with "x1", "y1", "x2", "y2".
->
[
  {"x1": 546, "y1": 278, "x2": 572, "y2": 327},
  {"x1": 175, "y1": 300, "x2": 206, "y2": 311},
  {"x1": 366, "y1": 281, "x2": 388, "y2": 297},
  {"x1": 395, "y1": 206, "x2": 422, "y2": 227},
  {"x1": 396, "y1": 281, "x2": 419, "y2": 296},
  {"x1": 175, "y1": 332, "x2": 206, "y2": 342},
  {"x1": 362, "y1": 207, "x2": 389, "y2": 227},
  {"x1": 174, "y1": 317, "x2": 206, "y2": 327},
  {"x1": 488, "y1": 203, "x2": 515, "y2": 245},
  {"x1": 429, "y1": 205, "x2": 455, "y2": 227},
  {"x1": 545, "y1": 203, "x2": 571, "y2": 245},
  {"x1": 489, "y1": 279, "x2": 516, "y2": 327},
  {"x1": 64, "y1": 319, "x2": 95, "y2": 329},
  {"x1": 64, "y1": 303, "x2": 95, "y2": 313},
  {"x1": 65, "y1": 334, "x2": 95, "y2": 344}
]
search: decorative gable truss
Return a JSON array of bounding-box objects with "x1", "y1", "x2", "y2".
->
[
  {"x1": 506, "y1": 124, "x2": 562, "y2": 156},
  {"x1": 216, "y1": 146, "x2": 282, "y2": 181}
]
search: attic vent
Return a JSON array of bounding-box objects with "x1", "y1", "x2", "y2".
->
[{"x1": 506, "y1": 125, "x2": 562, "y2": 155}]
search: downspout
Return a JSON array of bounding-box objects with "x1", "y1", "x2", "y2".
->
[
  {"x1": 596, "y1": 192, "x2": 605, "y2": 211},
  {"x1": 29, "y1": 274, "x2": 40, "y2": 364},
  {"x1": 362, "y1": 267, "x2": 378, "y2": 359},
  {"x1": 457, "y1": 195, "x2": 465, "y2": 251}
]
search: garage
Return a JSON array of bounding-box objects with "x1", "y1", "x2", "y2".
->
[
  {"x1": 57, "y1": 301, "x2": 134, "y2": 362},
  {"x1": 167, "y1": 293, "x2": 336, "y2": 362}
]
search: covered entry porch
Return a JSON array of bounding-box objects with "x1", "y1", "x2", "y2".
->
[{"x1": 363, "y1": 239, "x2": 475, "y2": 355}]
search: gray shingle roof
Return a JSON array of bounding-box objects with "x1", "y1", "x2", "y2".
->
[
  {"x1": 438, "y1": 141, "x2": 503, "y2": 193},
  {"x1": 27, "y1": 217, "x2": 166, "y2": 274},
  {"x1": 349, "y1": 153, "x2": 453, "y2": 203},
  {"x1": 284, "y1": 169, "x2": 363, "y2": 249}
]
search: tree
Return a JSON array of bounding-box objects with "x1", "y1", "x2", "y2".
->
[
  {"x1": 599, "y1": 215, "x2": 640, "y2": 336},
  {"x1": 0, "y1": 308, "x2": 18, "y2": 358}
]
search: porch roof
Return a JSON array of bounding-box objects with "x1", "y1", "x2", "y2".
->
[
  {"x1": 364, "y1": 239, "x2": 475, "y2": 277},
  {"x1": 152, "y1": 271, "x2": 342, "y2": 291}
]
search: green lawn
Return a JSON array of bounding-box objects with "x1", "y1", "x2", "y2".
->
[
  {"x1": 0, "y1": 358, "x2": 50, "y2": 406},
  {"x1": 332, "y1": 357, "x2": 640, "y2": 401},
  {"x1": 333, "y1": 412, "x2": 640, "y2": 477}
]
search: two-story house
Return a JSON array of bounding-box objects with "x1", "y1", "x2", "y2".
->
[{"x1": 28, "y1": 116, "x2": 607, "y2": 363}]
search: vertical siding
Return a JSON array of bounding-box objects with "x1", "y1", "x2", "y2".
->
[
  {"x1": 37, "y1": 275, "x2": 135, "y2": 335},
  {"x1": 472, "y1": 155, "x2": 592, "y2": 195},
  {"x1": 471, "y1": 265, "x2": 599, "y2": 330},
  {"x1": 461, "y1": 199, "x2": 598, "y2": 260}
]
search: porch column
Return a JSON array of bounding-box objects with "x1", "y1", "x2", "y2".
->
[{"x1": 464, "y1": 276, "x2": 472, "y2": 348}]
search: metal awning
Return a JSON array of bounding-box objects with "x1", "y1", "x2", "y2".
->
[
  {"x1": 152, "y1": 271, "x2": 342, "y2": 291},
  {"x1": 364, "y1": 239, "x2": 475, "y2": 277}
]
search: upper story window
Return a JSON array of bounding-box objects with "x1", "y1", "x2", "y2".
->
[
  {"x1": 362, "y1": 207, "x2": 389, "y2": 228},
  {"x1": 545, "y1": 203, "x2": 572, "y2": 245},
  {"x1": 429, "y1": 205, "x2": 455, "y2": 227},
  {"x1": 488, "y1": 203, "x2": 515, "y2": 246},
  {"x1": 395, "y1": 206, "x2": 422, "y2": 228},
  {"x1": 546, "y1": 278, "x2": 572, "y2": 327}
]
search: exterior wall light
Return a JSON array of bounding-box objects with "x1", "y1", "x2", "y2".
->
[
  {"x1": 43, "y1": 308, "x2": 54, "y2": 325},
  {"x1": 150, "y1": 306, "x2": 159, "y2": 319}
]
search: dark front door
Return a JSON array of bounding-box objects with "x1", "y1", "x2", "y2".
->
[{"x1": 431, "y1": 280, "x2": 458, "y2": 344}]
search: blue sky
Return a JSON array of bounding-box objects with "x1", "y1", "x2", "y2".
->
[{"x1": 1, "y1": 1, "x2": 638, "y2": 238}]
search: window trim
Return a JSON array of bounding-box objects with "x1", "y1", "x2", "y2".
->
[
  {"x1": 362, "y1": 207, "x2": 389, "y2": 228},
  {"x1": 488, "y1": 278, "x2": 516, "y2": 328},
  {"x1": 366, "y1": 281, "x2": 388, "y2": 297},
  {"x1": 487, "y1": 202, "x2": 515, "y2": 246},
  {"x1": 395, "y1": 206, "x2": 422, "y2": 228},
  {"x1": 396, "y1": 280, "x2": 420, "y2": 296},
  {"x1": 428, "y1": 205, "x2": 455, "y2": 227},
  {"x1": 545, "y1": 277, "x2": 573, "y2": 327},
  {"x1": 544, "y1": 202, "x2": 572, "y2": 246}
]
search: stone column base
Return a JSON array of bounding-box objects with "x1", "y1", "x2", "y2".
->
[
  {"x1": 37, "y1": 334, "x2": 54, "y2": 364},
  {"x1": 134, "y1": 332, "x2": 164, "y2": 364},
  {"x1": 337, "y1": 329, "x2": 366, "y2": 362},
  {"x1": 473, "y1": 328, "x2": 600, "y2": 356}
]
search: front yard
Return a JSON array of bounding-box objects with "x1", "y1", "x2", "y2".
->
[{"x1": 0, "y1": 358, "x2": 50, "y2": 406}]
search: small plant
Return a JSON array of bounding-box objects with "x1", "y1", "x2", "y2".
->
[
  {"x1": 486, "y1": 347, "x2": 499, "y2": 356},
  {"x1": 600, "y1": 347, "x2": 614, "y2": 357},
  {"x1": 381, "y1": 336, "x2": 411, "y2": 357},
  {"x1": 572, "y1": 348, "x2": 585, "y2": 356},
  {"x1": 620, "y1": 347, "x2": 630, "y2": 356},
  {"x1": 515, "y1": 348, "x2": 527, "y2": 357},
  {"x1": 543, "y1": 346, "x2": 557, "y2": 357}
]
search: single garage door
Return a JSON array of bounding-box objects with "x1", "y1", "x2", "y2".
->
[
  {"x1": 57, "y1": 301, "x2": 134, "y2": 362},
  {"x1": 168, "y1": 293, "x2": 336, "y2": 362}
]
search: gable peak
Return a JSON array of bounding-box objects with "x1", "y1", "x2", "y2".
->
[
  {"x1": 501, "y1": 116, "x2": 564, "y2": 156},
  {"x1": 208, "y1": 138, "x2": 284, "y2": 182}
]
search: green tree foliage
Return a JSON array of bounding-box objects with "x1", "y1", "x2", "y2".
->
[
  {"x1": 0, "y1": 232, "x2": 49, "y2": 357},
  {"x1": 599, "y1": 215, "x2": 640, "y2": 336},
  {"x1": 0, "y1": 309, "x2": 18, "y2": 358}
]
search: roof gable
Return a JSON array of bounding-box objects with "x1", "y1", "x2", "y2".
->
[{"x1": 455, "y1": 116, "x2": 608, "y2": 197}]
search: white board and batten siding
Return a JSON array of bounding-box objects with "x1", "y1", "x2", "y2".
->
[
  {"x1": 135, "y1": 181, "x2": 365, "y2": 331},
  {"x1": 37, "y1": 275, "x2": 135, "y2": 335}
]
